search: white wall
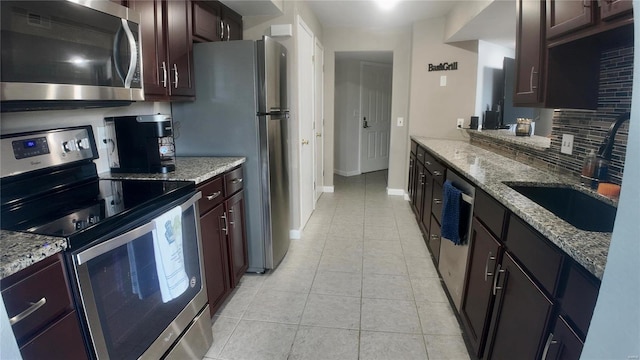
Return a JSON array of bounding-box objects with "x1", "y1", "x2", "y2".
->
[
  {"x1": 581, "y1": 7, "x2": 640, "y2": 357},
  {"x1": 323, "y1": 26, "x2": 412, "y2": 192},
  {"x1": 408, "y1": 18, "x2": 478, "y2": 140},
  {"x1": 444, "y1": 0, "x2": 493, "y2": 42},
  {"x1": 0, "y1": 102, "x2": 170, "y2": 173},
  {"x1": 334, "y1": 58, "x2": 361, "y2": 176},
  {"x1": 243, "y1": 0, "x2": 322, "y2": 233}
]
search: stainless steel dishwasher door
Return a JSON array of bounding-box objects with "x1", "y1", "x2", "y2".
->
[{"x1": 438, "y1": 170, "x2": 475, "y2": 312}]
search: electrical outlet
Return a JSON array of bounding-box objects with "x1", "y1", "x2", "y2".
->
[
  {"x1": 456, "y1": 118, "x2": 464, "y2": 129},
  {"x1": 561, "y1": 134, "x2": 574, "y2": 155},
  {"x1": 440, "y1": 75, "x2": 447, "y2": 87},
  {"x1": 397, "y1": 117, "x2": 404, "y2": 127}
]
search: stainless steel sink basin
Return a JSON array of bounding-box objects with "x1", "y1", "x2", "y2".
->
[{"x1": 506, "y1": 184, "x2": 617, "y2": 232}]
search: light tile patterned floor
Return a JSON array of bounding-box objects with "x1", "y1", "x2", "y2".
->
[{"x1": 204, "y1": 171, "x2": 471, "y2": 360}]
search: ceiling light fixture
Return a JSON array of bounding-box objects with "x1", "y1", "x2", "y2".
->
[{"x1": 374, "y1": 0, "x2": 400, "y2": 10}]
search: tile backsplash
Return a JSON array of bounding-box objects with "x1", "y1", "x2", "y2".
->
[{"x1": 471, "y1": 45, "x2": 633, "y2": 186}]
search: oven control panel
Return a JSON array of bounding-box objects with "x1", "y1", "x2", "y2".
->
[{"x1": 1, "y1": 126, "x2": 98, "y2": 178}]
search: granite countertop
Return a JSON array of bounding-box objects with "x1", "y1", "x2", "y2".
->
[
  {"x1": 0, "y1": 231, "x2": 67, "y2": 279},
  {"x1": 100, "y1": 157, "x2": 246, "y2": 184},
  {"x1": 467, "y1": 129, "x2": 552, "y2": 150},
  {"x1": 1, "y1": 156, "x2": 246, "y2": 280},
  {"x1": 412, "y1": 136, "x2": 613, "y2": 280}
]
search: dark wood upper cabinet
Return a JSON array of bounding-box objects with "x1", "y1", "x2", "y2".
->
[
  {"x1": 192, "y1": 1, "x2": 222, "y2": 42},
  {"x1": 222, "y1": 6, "x2": 243, "y2": 41},
  {"x1": 546, "y1": 0, "x2": 596, "y2": 39},
  {"x1": 129, "y1": 0, "x2": 194, "y2": 100},
  {"x1": 600, "y1": 0, "x2": 633, "y2": 21},
  {"x1": 514, "y1": 0, "x2": 545, "y2": 106}
]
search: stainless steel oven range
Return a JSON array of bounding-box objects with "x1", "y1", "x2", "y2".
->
[{"x1": 0, "y1": 126, "x2": 212, "y2": 359}]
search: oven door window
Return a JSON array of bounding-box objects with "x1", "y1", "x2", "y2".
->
[
  {"x1": 0, "y1": 1, "x2": 141, "y2": 89},
  {"x1": 75, "y1": 204, "x2": 202, "y2": 360}
]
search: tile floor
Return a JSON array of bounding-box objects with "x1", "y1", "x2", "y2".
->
[{"x1": 204, "y1": 171, "x2": 471, "y2": 360}]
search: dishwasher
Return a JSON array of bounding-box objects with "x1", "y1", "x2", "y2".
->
[{"x1": 438, "y1": 170, "x2": 475, "y2": 312}]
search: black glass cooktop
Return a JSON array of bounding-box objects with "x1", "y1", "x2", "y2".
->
[{"x1": 1, "y1": 176, "x2": 194, "y2": 249}]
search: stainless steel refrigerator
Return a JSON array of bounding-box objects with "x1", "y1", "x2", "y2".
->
[{"x1": 172, "y1": 37, "x2": 290, "y2": 272}]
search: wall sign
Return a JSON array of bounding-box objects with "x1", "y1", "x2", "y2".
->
[{"x1": 428, "y1": 62, "x2": 458, "y2": 72}]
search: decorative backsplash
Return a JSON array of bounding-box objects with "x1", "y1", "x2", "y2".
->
[{"x1": 471, "y1": 45, "x2": 633, "y2": 186}]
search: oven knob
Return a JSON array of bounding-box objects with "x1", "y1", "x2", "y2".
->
[
  {"x1": 78, "y1": 138, "x2": 90, "y2": 150},
  {"x1": 62, "y1": 140, "x2": 77, "y2": 152}
]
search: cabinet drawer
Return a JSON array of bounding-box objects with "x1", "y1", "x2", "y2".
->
[
  {"x1": 473, "y1": 189, "x2": 506, "y2": 239},
  {"x1": 423, "y1": 152, "x2": 446, "y2": 184},
  {"x1": 431, "y1": 181, "x2": 444, "y2": 224},
  {"x1": 416, "y1": 146, "x2": 426, "y2": 164},
  {"x1": 224, "y1": 166, "x2": 244, "y2": 196},
  {"x1": 411, "y1": 140, "x2": 417, "y2": 155},
  {"x1": 505, "y1": 216, "x2": 563, "y2": 296},
  {"x1": 559, "y1": 263, "x2": 600, "y2": 338},
  {"x1": 20, "y1": 310, "x2": 87, "y2": 360},
  {"x1": 197, "y1": 176, "x2": 224, "y2": 215},
  {"x1": 1, "y1": 257, "x2": 73, "y2": 343}
]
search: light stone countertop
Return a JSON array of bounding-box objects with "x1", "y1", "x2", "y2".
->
[
  {"x1": 467, "y1": 129, "x2": 552, "y2": 150},
  {"x1": 412, "y1": 136, "x2": 613, "y2": 280},
  {"x1": 100, "y1": 157, "x2": 246, "y2": 184},
  {"x1": 1, "y1": 156, "x2": 246, "y2": 280}
]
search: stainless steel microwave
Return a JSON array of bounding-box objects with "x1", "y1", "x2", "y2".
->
[{"x1": 0, "y1": 0, "x2": 144, "y2": 104}]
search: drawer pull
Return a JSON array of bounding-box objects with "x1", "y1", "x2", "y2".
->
[
  {"x1": 206, "y1": 191, "x2": 222, "y2": 201},
  {"x1": 430, "y1": 234, "x2": 439, "y2": 240},
  {"x1": 425, "y1": 160, "x2": 431, "y2": 165},
  {"x1": 231, "y1": 178, "x2": 243, "y2": 184},
  {"x1": 433, "y1": 199, "x2": 442, "y2": 205},
  {"x1": 9, "y1": 297, "x2": 46, "y2": 326},
  {"x1": 433, "y1": 170, "x2": 442, "y2": 177}
]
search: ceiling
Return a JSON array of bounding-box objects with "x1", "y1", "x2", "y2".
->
[{"x1": 224, "y1": 0, "x2": 517, "y2": 49}]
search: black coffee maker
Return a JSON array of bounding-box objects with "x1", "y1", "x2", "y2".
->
[{"x1": 105, "y1": 114, "x2": 176, "y2": 173}]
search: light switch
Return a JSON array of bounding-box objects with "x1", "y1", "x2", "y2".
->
[
  {"x1": 440, "y1": 75, "x2": 447, "y2": 87},
  {"x1": 397, "y1": 117, "x2": 404, "y2": 126}
]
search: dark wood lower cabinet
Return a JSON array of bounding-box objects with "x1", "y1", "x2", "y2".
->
[
  {"x1": 226, "y1": 190, "x2": 248, "y2": 287},
  {"x1": 544, "y1": 316, "x2": 584, "y2": 360},
  {"x1": 461, "y1": 218, "x2": 503, "y2": 357},
  {"x1": 484, "y1": 253, "x2": 553, "y2": 360},
  {"x1": 19, "y1": 311, "x2": 87, "y2": 360},
  {"x1": 200, "y1": 204, "x2": 230, "y2": 316}
]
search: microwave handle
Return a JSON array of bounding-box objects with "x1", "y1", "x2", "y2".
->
[
  {"x1": 75, "y1": 192, "x2": 202, "y2": 265},
  {"x1": 113, "y1": 23, "x2": 126, "y2": 84},
  {"x1": 121, "y1": 19, "x2": 138, "y2": 89}
]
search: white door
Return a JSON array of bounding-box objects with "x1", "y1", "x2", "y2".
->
[
  {"x1": 359, "y1": 62, "x2": 392, "y2": 173},
  {"x1": 297, "y1": 17, "x2": 314, "y2": 229},
  {"x1": 313, "y1": 39, "x2": 324, "y2": 203}
]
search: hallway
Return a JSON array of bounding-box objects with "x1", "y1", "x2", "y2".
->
[{"x1": 204, "y1": 171, "x2": 470, "y2": 360}]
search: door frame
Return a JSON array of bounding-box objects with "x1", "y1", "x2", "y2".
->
[
  {"x1": 296, "y1": 15, "x2": 315, "y2": 230},
  {"x1": 358, "y1": 61, "x2": 393, "y2": 174},
  {"x1": 313, "y1": 37, "x2": 324, "y2": 205}
]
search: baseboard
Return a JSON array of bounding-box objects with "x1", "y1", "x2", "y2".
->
[
  {"x1": 323, "y1": 186, "x2": 334, "y2": 193},
  {"x1": 289, "y1": 229, "x2": 301, "y2": 239},
  {"x1": 334, "y1": 169, "x2": 361, "y2": 177},
  {"x1": 387, "y1": 188, "x2": 405, "y2": 196},
  {"x1": 404, "y1": 193, "x2": 410, "y2": 201}
]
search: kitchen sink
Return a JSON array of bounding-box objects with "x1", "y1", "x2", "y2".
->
[{"x1": 506, "y1": 184, "x2": 617, "y2": 232}]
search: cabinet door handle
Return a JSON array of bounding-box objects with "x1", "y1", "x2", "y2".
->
[
  {"x1": 484, "y1": 252, "x2": 496, "y2": 281},
  {"x1": 9, "y1": 297, "x2": 46, "y2": 325},
  {"x1": 232, "y1": 178, "x2": 243, "y2": 184},
  {"x1": 221, "y1": 213, "x2": 229, "y2": 235},
  {"x1": 206, "y1": 191, "x2": 222, "y2": 201},
  {"x1": 420, "y1": 174, "x2": 426, "y2": 185},
  {"x1": 409, "y1": 159, "x2": 413, "y2": 168},
  {"x1": 172, "y1": 63, "x2": 179, "y2": 88},
  {"x1": 161, "y1": 61, "x2": 168, "y2": 88},
  {"x1": 541, "y1": 332, "x2": 559, "y2": 360},
  {"x1": 433, "y1": 199, "x2": 442, "y2": 205},
  {"x1": 492, "y1": 264, "x2": 506, "y2": 296},
  {"x1": 226, "y1": 23, "x2": 230, "y2": 41},
  {"x1": 530, "y1": 66, "x2": 538, "y2": 91},
  {"x1": 220, "y1": 21, "x2": 224, "y2": 41}
]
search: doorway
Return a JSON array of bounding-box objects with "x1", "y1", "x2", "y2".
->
[{"x1": 333, "y1": 51, "x2": 393, "y2": 179}]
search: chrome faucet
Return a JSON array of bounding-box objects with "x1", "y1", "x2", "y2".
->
[{"x1": 596, "y1": 112, "x2": 631, "y2": 161}]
